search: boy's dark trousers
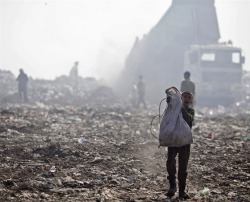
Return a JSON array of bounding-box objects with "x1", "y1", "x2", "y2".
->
[{"x1": 166, "y1": 144, "x2": 190, "y2": 193}]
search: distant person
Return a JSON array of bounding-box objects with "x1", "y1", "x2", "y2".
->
[
  {"x1": 69, "y1": 61, "x2": 79, "y2": 92},
  {"x1": 136, "y1": 75, "x2": 147, "y2": 109},
  {"x1": 16, "y1": 69, "x2": 28, "y2": 102},
  {"x1": 129, "y1": 82, "x2": 138, "y2": 107},
  {"x1": 180, "y1": 71, "x2": 195, "y2": 105}
]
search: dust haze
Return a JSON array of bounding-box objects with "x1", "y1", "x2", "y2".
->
[
  {"x1": 0, "y1": 1, "x2": 250, "y2": 201},
  {"x1": 1, "y1": 1, "x2": 249, "y2": 83}
]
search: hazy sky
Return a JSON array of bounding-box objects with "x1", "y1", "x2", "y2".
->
[{"x1": 0, "y1": 0, "x2": 249, "y2": 82}]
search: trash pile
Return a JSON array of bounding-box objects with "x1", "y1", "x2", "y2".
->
[
  {"x1": 0, "y1": 104, "x2": 249, "y2": 201},
  {"x1": 0, "y1": 70, "x2": 17, "y2": 99},
  {"x1": 0, "y1": 69, "x2": 249, "y2": 201},
  {"x1": 0, "y1": 70, "x2": 120, "y2": 107}
]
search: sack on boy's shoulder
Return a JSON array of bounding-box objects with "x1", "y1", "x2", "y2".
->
[{"x1": 159, "y1": 87, "x2": 193, "y2": 147}]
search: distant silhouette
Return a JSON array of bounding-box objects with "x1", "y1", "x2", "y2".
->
[
  {"x1": 69, "y1": 61, "x2": 79, "y2": 92},
  {"x1": 180, "y1": 71, "x2": 195, "y2": 95},
  {"x1": 180, "y1": 71, "x2": 195, "y2": 106},
  {"x1": 128, "y1": 82, "x2": 138, "y2": 107},
  {"x1": 136, "y1": 75, "x2": 147, "y2": 109},
  {"x1": 16, "y1": 69, "x2": 28, "y2": 102}
]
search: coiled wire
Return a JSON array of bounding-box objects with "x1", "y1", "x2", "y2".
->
[{"x1": 150, "y1": 97, "x2": 167, "y2": 139}]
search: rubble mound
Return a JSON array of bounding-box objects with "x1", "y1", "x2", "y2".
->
[
  {"x1": 0, "y1": 104, "x2": 249, "y2": 201},
  {"x1": 0, "y1": 70, "x2": 119, "y2": 107}
]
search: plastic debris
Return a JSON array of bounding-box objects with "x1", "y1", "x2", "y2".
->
[{"x1": 199, "y1": 187, "x2": 210, "y2": 196}]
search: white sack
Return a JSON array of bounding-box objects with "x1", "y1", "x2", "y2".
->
[{"x1": 159, "y1": 87, "x2": 193, "y2": 147}]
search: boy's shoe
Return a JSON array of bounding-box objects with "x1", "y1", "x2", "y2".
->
[
  {"x1": 179, "y1": 192, "x2": 190, "y2": 200},
  {"x1": 166, "y1": 187, "x2": 177, "y2": 198}
]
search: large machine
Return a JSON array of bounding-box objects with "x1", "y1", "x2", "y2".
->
[
  {"x1": 116, "y1": 0, "x2": 245, "y2": 107},
  {"x1": 184, "y1": 43, "x2": 245, "y2": 107}
]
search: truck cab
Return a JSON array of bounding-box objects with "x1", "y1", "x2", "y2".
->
[{"x1": 184, "y1": 43, "x2": 245, "y2": 107}]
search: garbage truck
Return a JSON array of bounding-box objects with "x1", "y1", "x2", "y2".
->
[{"x1": 184, "y1": 42, "x2": 246, "y2": 107}]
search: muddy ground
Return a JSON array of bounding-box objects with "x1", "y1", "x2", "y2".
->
[{"x1": 0, "y1": 103, "x2": 249, "y2": 202}]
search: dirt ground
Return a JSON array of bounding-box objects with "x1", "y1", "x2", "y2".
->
[{"x1": 0, "y1": 104, "x2": 249, "y2": 202}]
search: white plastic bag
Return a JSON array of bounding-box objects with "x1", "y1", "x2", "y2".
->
[{"x1": 159, "y1": 87, "x2": 193, "y2": 147}]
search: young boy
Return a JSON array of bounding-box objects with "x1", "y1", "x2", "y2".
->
[{"x1": 166, "y1": 91, "x2": 195, "y2": 199}]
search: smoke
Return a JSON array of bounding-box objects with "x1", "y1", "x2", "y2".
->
[{"x1": 0, "y1": 0, "x2": 249, "y2": 97}]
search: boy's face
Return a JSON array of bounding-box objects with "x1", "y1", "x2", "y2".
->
[{"x1": 182, "y1": 93, "x2": 193, "y2": 107}]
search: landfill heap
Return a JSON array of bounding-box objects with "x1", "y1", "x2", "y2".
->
[
  {"x1": 0, "y1": 103, "x2": 249, "y2": 201},
  {"x1": 0, "y1": 70, "x2": 119, "y2": 107},
  {"x1": 0, "y1": 69, "x2": 250, "y2": 201}
]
